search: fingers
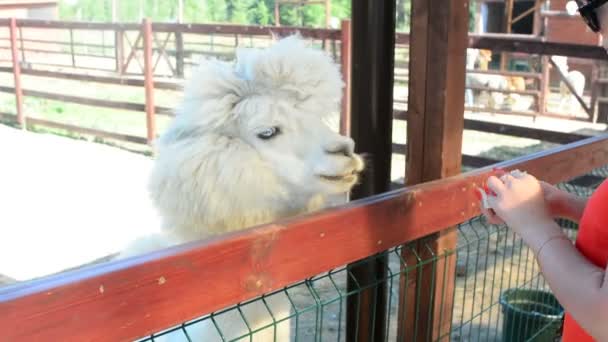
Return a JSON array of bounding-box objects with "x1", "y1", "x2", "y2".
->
[
  {"x1": 486, "y1": 176, "x2": 506, "y2": 195},
  {"x1": 510, "y1": 169, "x2": 527, "y2": 178},
  {"x1": 476, "y1": 187, "x2": 505, "y2": 225},
  {"x1": 500, "y1": 174, "x2": 515, "y2": 186},
  {"x1": 480, "y1": 206, "x2": 504, "y2": 225}
]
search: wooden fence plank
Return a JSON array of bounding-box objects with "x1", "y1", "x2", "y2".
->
[
  {"x1": 0, "y1": 86, "x2": 173, "y2": 115},
  {"x1": 0, "y1": 113, "x2": 148, "y2": 144},
  {"x1": 0, "y1": 67, "x2": 181, "y2": 90}
]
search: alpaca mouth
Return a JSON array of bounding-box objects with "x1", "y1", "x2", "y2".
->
[{"x1": 319, "y1": 171, "x2": 359, "y2": 182}]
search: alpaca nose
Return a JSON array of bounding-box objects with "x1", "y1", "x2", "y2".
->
[{"x1": 325, "y1": 139, "x2": 354, "y2": 157}]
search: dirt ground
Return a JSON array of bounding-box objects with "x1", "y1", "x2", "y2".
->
[{"x1": 0, "y1": 124, "x2": 161, "y2": 284}]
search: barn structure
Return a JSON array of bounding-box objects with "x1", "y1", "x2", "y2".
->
[
  {"x1": 472, "y1": 0, "x2": 608, "y2": 122},
  {"x1": 0, "y1": 0, "x2": 57, "y2": 20}
]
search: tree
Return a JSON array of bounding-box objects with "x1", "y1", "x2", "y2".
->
[
  {"x1": 226, "y1": 0, "x2": 251, "y2": 24},
  {"x1": 251, "y1": 1, "x2": 271, "y2": 25}
]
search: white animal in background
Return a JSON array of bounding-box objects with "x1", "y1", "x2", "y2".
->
[
  {"x1": 551, "y1": 56, "x2": 586, "y2": 113},
  {"x1": 466, "y1": 49, "x2": 508, "y2": 109},
  {"x1": 118, "y1": 35, "x2": 365, "y2": 342},
  {"x1": 465, "y1": 49, "x2": 533, "y2": 111}
]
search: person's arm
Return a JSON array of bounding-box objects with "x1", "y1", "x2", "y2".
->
[
  {"x1": 481, "y1": 181, "x2": 588, "y2": 224},
  {"x1": 484, "y1": 174, "x2": 608, "y2": 340},
  {"x1": 528, "y1": 223, "x2": 608, "y2": 341},
  {"x1": 541, "y1": 181, "x2": 588, "y2": 222}
]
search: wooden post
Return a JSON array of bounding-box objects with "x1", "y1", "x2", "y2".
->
[
  {"x1": 115, "y1": 29, "x2": 124, "y2": 75},
  {"x1": 591, "y1": 60, "x2": 600, "y2": 123},
  {"x1": 501, "y1": 0, "x2": 514, "y2": 70},
  {"x1": 339, "y1": 20, "x2": 351, "y2": 136},
  {"x1": 9, "y1": 18, "x2": 24, "y2": 129},
  {"x1": 397, "y1": 0, "x2": 468, "y2": 341},
  {"x1": 142, "y1": 18, "x2": 156, "y2": 147},
  {"x1": 539, "y1": 55, "x2": 549, "y2": 119},
  {"x1": 346, "y1": 1, "x2": 395, "y2": 341},
  {"x1": 532, "y1": 0, "x2": 543, "y2": 37},
  {"x1": 69, "y1": 29, "x2": 75, "y2": 67},
  {"x1": 175, "y1": 31, "x2": 184, "y2": 78},
  {"x1": 18, "y1": 26, "x2": 25, "y2": 64}
]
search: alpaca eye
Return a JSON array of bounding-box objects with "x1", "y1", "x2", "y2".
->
[{"x1": 257, "y1": 127, "x2": 280, "y2": 140}]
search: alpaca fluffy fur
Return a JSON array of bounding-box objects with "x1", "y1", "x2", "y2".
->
[{"x1": 118, "y1": 36, "x2": 364, "y2": 341}]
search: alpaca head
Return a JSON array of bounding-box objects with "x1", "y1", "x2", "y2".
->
[{"x1": 150, "y1": 35, "x2": 364, "y2": 236}]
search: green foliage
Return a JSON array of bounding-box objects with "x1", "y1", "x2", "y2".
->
[
  {"x1": 58, "y1": 0, "x2": 351, "y2": 26},
  {"x1": 252, "y1": 1, "x2": 271, "y2": 25},
  {"x1": 57, "y1": 0, "x2": 474, "y2": 31}
]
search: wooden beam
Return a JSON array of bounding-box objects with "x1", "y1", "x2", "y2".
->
[
  {"x1": 2, "y1": 134, "x2": 608, "y2": 341},
  {"x1": 501, "y1": 0, "x2": 514, "y2": 70},
  {"x1": 399, "y1": 0, "x2": 469, "y2": 341},
  {"x1": 468, "y1": 35, "x2": 608, "y2": 60}
]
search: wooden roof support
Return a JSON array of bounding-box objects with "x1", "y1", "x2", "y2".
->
[
  {"x1": 398, "y1": 0, "x2": 469, "y2": 340},
  {"x1": 501, "y1": 0, "x2": 514, "y2": 70}
]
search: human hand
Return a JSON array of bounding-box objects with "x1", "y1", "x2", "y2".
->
[
  {"x1": 480, "y1": 177, "x2": 585, "y2": 224},
  {"x1": 483, "y1": 170, "x2": 556, "y2": 236}
]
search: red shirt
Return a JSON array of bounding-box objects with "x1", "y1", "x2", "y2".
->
[{"x1": 562, "y1": 179, "x2": 608, "y2": 341}]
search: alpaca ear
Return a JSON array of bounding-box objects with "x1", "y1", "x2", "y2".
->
[{"x1": 175, "y1": 57, "x2": 245, "y2": 127}]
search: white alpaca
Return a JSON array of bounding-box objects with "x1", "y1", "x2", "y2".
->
[
  {"x1": 465, "y1": 49, "x2": 508, "y2": 109},
  {"x1": 119, "y1": 36, "x2": 364, "y2": 341},
  {"x1": 465, "y1": 49, "x2": 533, "y2": 112},
  {"x1": 552, "y1": 56, "x2": 586, "y2": 113}
]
